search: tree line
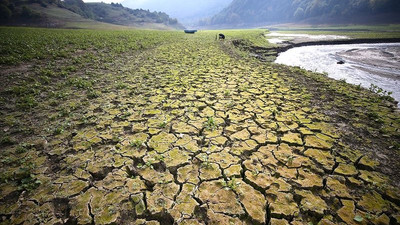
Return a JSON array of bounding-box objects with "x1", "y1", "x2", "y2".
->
[
  {"x1": 0, "y1": 0, "x2": 179, "y2": 26},
  {"x1": 202, "y1": 0, "x2": 400, "y2": 26}
]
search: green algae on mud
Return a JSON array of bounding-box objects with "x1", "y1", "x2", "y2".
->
[{"x1": 0, "y1": 27, "x2": 400, "y2": 225}]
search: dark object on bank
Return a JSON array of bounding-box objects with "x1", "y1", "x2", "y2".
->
[
  {"x1": 219, "y1": 33, "x2": 225, "y2": 40},
  {"x1": 184, "y1": 30, "x2": 197, "y2": 34},
  {"x1": 337, "y1": 60, "x2": 345, "y2": 64}
]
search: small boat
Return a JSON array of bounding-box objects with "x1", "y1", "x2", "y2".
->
[{"x1": 184, "y1": 30, "x2": 197, "y2": 34}]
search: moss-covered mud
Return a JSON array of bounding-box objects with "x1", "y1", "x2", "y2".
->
[{"x1": 1, "y1": 28, "x2": 400, "y2": 224}]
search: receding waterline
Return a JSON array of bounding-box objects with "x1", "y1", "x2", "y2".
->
[{"x1": 275, "y1": 43, "x2": 400, "y2": 107}]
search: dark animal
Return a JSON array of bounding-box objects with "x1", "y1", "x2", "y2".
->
[
  {"x1": 337, "y1": 60, "x2": 345, "y2": 64},
  {"x1": 218, "y1": 33, "x2": 225, "y2": 40}
]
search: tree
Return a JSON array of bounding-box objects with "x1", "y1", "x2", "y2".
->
[
  {"x1": 21, "y1": 6, "x2": 33, "y2": 18},
  {"x1": 169, "y1": 18, "x2": 177, "y2": 24},
  {"x1": 0, "y1": 4, "x2": 12, "y2": 19},
  {"x1": 294, "y1": 7, "x2": 304, "y2": 18}
]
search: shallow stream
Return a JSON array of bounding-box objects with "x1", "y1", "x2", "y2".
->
[{"x1": 275, "y1": 43, "x2": 400, "y2": 106}]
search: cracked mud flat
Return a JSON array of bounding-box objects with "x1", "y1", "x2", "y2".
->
[{"x1": 1, "y1": 29, "x2": 400, "y2": 225}]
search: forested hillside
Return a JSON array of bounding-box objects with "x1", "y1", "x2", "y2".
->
[
  {"x1": 204, "y1": 0, "x2": 400, "y2": 27},
  {"x1": 121, "y1": 0, "x2": 231, "y2": 25},
  {"x1": 64, "y1": 0, "x2": 183, "y2": 28},
  {"x1": 0, "y1": 0, "x2": 183, "y2": 29}
]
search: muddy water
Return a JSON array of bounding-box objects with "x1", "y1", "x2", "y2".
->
[{"x1": 275, "y1": 43, "x2": 400, "y2": 106}]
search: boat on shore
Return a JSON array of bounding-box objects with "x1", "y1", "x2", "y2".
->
[{"x1": 184, "y1": 30, "x2": 197, "y2": 34}]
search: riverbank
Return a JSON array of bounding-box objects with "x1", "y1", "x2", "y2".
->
[
  {"x1": 338, "y1": 45, "x2": 400, "y2": 80},
  {"x1": 234, "y1": 31, "x2": 400, "y2": 107},
  {"x1": 275, "y1": 43, "x2": 400, "y2": 107},
  {"x1": 274, "y1": 37, "x2": 400, "y2": 54},
  {"x1": 227, "y1": 29, "x2": 400, "y2": 185},
  {"x1": 232, "y1": 31, "x2": 400, "y2": 63}
]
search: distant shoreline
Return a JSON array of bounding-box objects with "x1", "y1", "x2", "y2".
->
[
  {"x1": 233, "y1": 36, "x2": 400, "y2": 63},
  {"x1": 275, "y1": 38, "x2": 400, "y2": 54}
]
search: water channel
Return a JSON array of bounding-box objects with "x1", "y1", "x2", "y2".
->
[{"x1": 275, "y1": 43, "x2": 400, "y2": 106}]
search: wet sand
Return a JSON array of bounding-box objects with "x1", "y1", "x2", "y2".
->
[
  {"x1": 338, "y1": 46, "x2": 400, "y2": 81},
  {"x1": 275, "y1": 43, "x2": 400, "y2": 106}
]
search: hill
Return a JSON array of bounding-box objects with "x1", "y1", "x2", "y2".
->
[
  {"x1": 0, "y1": 0, "x2": 184, "y2": 29},
  {"x1": 204, "y1": 0, "x2": 400, "y2": 28},
  {"x1": 85, "y1": 2, "x2": 183, "y2": 29},
  {"x1": 121, "y1": 0, "x2": 231, "y2": 26}
]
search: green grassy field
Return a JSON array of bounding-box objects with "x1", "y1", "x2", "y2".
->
[
  {"x1": 0, "y1": 27, "x2": 400, "y2": 225},
  {"x1": 268, "y1": 24, "x2": 400, "y2": 39},
  {"x1": 210, "y1": 29, "x2": 273, "y2": 47}
]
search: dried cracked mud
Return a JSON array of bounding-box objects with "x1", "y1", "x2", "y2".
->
[{"x1": 1, "y1": 31, "x2": 400, "y2": 225}]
